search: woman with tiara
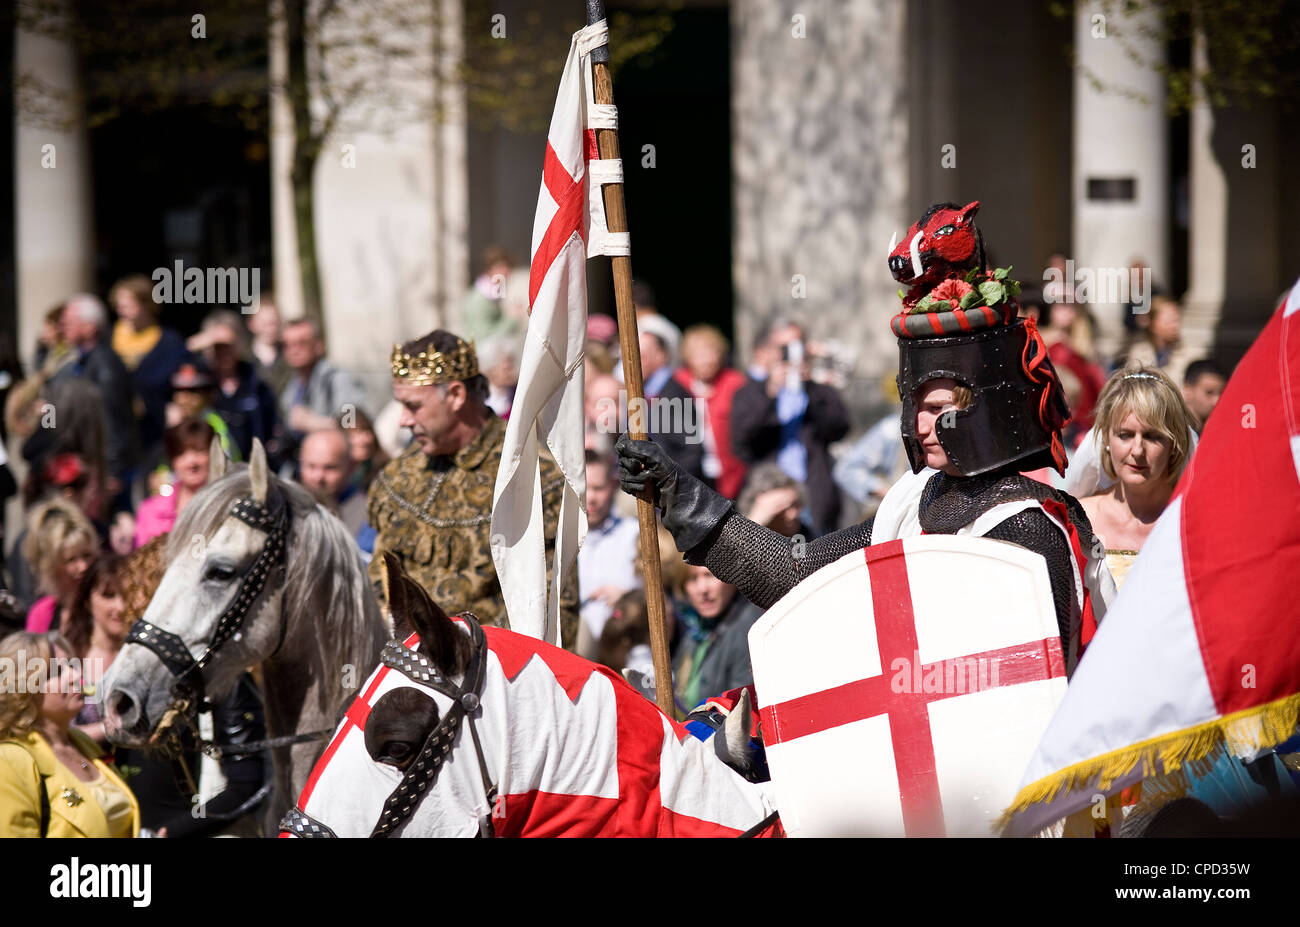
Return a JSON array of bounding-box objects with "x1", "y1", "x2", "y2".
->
[{"x1": 1078, "y1": 367, "x2": 1198, "y2": 592}]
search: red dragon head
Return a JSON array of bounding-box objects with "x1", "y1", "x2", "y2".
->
[{"x1": 889, "y1": 201, "x2": 985, "y2": 306}]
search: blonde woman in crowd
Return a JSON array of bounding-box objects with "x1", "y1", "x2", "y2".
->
[
  {"x1": 0, "y1": 631, "x2": 140, "y2": 837},
  {"x1": 1079, "y1": 367, "x2": 1198, "y2": 591},
  {"x1": 22, "y1": 498, "x2": 99, "y2": 634}
]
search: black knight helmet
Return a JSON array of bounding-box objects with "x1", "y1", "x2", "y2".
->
[{"x1": 887, "y1": 202, "x2": 1070, "y2": 476}]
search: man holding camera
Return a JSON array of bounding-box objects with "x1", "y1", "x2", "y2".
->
[{"x1": 730, "y1": 320, "x2": 850, "y2": 538}]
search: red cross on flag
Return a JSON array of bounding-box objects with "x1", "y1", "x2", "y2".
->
[
  {"x1": 492, "y1": 18, "x2": 629, "y2": 645},
  {"x1": 749, "y1": 534, "x2": 1068, "y2": 837},
  {"x1": 1000, "y1": 278, "x2": 1300, "y2": 836}
]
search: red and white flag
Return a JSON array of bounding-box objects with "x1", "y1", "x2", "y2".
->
[
  {"x1": 1000, "y1": 276, "x2": 1300, "y2": 835},
  {"x1": 492, "y1": 19, "x2": 629, "y2": 645}
]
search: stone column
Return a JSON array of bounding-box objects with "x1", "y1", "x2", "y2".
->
[
  {"x1": 269, "y1": 0, "x2": 467, "y2": 409},
  {"x1": 1183, "y1": 28, "x2": 1281, "y2": 365},
  {"x1": 1072, "y1": 2, "x2": 1168, "y2": 362},
  {"x1": 13, "y1": 5, "x2": 95, "y2": 368},
  {"x1": 1181, "y1": 29, "x2": 1225, "y2": 359},
  {"x1": 269, "y1": 2, "x2": 303, "y2": 323},
  {"x1": 732, "y1": 0, "x2": 909, "y2": 421},
  {"x1": 433, "y1": 0, "x2": 469, "y2": 334}
]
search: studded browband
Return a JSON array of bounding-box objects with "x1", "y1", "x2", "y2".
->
[
  {"x1": 282, "y1": 615, "x2": 497, "y2": 839},
  {"x1": 126, "y1": 491, "x2": 291, "y2": 714}
]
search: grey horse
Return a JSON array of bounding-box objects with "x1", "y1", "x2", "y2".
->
[{"x1": 103, "y1": 439, "x2": 387, "y2": 828}]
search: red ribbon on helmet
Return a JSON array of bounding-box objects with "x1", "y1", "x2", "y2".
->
[{"x1": 1019, "y1": 317, "x2": 1069, "y2": 475}]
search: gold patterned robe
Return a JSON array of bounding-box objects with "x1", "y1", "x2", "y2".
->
[{"x1": 367, "y1": 413, "x2": 579, "y2": 648}]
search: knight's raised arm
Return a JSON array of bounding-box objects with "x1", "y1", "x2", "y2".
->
[{"x1": 614, "y1": 435, "x2": 871, "y2": 609}]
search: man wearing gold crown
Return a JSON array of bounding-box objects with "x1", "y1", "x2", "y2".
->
[{"x1": 369, "y1": 329, "x2": 579, "y2": 646}]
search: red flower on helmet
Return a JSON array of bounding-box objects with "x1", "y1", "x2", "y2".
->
[{"x1": 930, "y1": 278, "x2": 974, "y2": 309}]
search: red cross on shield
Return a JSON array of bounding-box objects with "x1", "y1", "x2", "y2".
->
[{"x1": 749, "y1": 535, "x2": 1068, "y2": 837}]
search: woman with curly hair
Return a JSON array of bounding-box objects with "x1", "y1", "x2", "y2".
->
[{"x1": 0, "y1": 630, "x2": 139, "y2": 836}]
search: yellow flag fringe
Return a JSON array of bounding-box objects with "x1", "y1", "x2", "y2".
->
[{"x1": 996, "y1": 691, "x2": 1300, "y2": 835}]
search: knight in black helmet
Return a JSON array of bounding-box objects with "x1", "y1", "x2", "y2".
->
[{"x1": 616, "y1": 201, "x2": 1115, "y2": 671}]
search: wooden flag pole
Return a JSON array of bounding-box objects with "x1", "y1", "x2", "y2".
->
[{"x1": 585, "y1": 1, "x2": 676, "y2": 717}]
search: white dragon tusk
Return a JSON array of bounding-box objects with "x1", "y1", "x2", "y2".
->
[
  {"x1": 910, "y1": 231, "x2": 924, "y2": 279},
  {"x1": 888, "y1": 231, "x2": 898, "y2": 256}
]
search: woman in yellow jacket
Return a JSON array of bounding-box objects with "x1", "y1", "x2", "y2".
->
[{"x1": 0, "y1": 631, "x2": 139, "y2": 837}]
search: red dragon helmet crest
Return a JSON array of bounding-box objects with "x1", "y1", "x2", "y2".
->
[{"x1": 889, "y1": 200, "x2": 1070, "y2": 476}]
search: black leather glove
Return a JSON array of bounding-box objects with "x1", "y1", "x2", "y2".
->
[{"x1": 615, "y1": 434, "x2": 734, "y2": 553}]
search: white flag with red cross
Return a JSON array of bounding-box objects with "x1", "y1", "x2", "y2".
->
[
  {"x1": 749, "y1": 534, "x2": 1068, "y2": 837},
  {"x1": 1000, "y1": 277, "x2": 1300, "y2": 836},
  {"x1": 492, "y1": 19, "x2": 630, "y2": 645}
]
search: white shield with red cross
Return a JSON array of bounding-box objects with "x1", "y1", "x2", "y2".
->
[{"x1": 749, "y1": 535, "x2": 1067, "y2": 837}]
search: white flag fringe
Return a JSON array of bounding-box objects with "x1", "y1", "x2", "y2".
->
[{"x1": 491, "y1": 20, "x2": 629, "y2": 644}]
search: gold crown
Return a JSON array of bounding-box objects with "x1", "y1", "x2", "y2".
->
[{"x1": 390, "y1": 338, "x2": 479, "y2": 385}]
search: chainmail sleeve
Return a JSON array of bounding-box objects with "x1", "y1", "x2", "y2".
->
[
  {"x1": 687, "y1": 513, "x2": 875, "y2": 610},
  {"x1": 982, "y1": 508, "x2": 1079, "y2": 662}
]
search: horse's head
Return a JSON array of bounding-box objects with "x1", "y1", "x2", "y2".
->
[
  {"x1": 104, "y1": 438, "x2": 376, "y2": 747},
  {"x1": 103, "y1": 440, "x2": 286, "y2": 741},
  {"x1": 282, "y1": 553, "x2": 494, "y2": 838},
  {"x1": 888, "y1": 200, "x2": 984, "y2": 296}
]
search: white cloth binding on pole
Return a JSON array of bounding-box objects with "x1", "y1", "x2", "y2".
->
[
  {"x1": 587, "y1": 104, "x2": 619, "y2": 130},
  {"x1": 588, "y1": 159, "x2": 631, "y2": 256},
  {"x1": 588, "y1": 159, "x2": 623, "y2": 184},
  {"x1": 575, "y1": 19, "x2": 607, "y2": 56},
  {"x1": 492, "y1": 19, "x2": 628, "y2": 643}
]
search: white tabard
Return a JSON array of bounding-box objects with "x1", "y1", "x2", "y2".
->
[{"x1": 869, "y1": 467, "x2": 1117, "y2": 643}]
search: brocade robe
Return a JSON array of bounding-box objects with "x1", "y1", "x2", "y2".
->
[{"x1": 367, "y1": 413, "x2": 579, "y2": 648}]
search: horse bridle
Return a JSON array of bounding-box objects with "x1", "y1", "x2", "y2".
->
[
  {"x1": 280, "y1": 616, "x2": 499, "y2": 839},
  {"x1": 125, "y1": 490, "x2": 291, "y2": 715}
]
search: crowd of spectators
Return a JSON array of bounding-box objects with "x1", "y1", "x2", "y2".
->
[
  {"x1": 0, "y1": 276, "x2": 395, "y2": 837},
  {"x1": 578, "y1": 285, "x2": 857, "y2": 714},
  {"x1": 0, "y1": 282, "x2": 389, "y2": 608},
  {"x1": 0, "y1": 264, "x2": 1240, "y2": 835}
]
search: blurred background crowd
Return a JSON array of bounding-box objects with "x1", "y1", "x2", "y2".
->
[
  {"x1": 0, "y1": 255, "x2": 1230, "y2": 690},
  {"x1": 4, "y1": 0, "x2": 1294, "y2": 838}
]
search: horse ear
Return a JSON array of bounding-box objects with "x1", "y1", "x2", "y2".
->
[
  {"x1": 209, "y1": 437, "x2": 228, "y2": 481},
  {"x1": 380, "y1": 552, "x2": 470, "y2": 675},
  {"x1": 249, "y1": 438, "x2": 268, "y2": 504},
  {"x1": 958, "y1": 200, "x2": 981, "y2": 224}
]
